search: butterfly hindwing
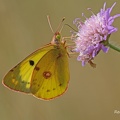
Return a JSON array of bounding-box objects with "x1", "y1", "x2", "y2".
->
[{"x1": 30, "y1": 44, "x2": 69, "y2": 100}]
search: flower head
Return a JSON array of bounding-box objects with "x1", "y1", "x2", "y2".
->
[{"x1": 72, "y1": 2, "x2": 120, "y2": 67}]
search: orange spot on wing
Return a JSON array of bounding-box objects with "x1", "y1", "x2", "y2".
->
[
  {"x1": 43, "y1": 71, "x2": 52, "y2": 79},
  {"x1": 12, "y1": 79, "x2": 18, "y2": 85}
]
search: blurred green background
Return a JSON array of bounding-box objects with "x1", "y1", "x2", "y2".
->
[{"x1": 0, "y1": 0, "x2": 120, "y2": 120}]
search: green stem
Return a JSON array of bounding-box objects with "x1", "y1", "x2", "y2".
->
[
  {"x1": 107, "y1": 42, "x2": 120, "y2": 52},
  {"x1": 102, "y1": 35, "x2": 120, "y2": 52}
]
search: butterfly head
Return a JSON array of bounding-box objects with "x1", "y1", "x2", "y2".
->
[
  {"x1": 51, "y1": 32, "x2": 62, "y2": 45},
  {"x1": 47, "y1": 16, "x2": 65, "y2": 45}
]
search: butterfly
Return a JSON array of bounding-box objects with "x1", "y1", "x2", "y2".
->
[{"x1": 2, "y1": 17, "x2": 70, "y2": 100}]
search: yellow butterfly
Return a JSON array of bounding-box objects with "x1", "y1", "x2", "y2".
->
[{"x1": 2, "y1": 17, "x2": 69, "y2": 100}]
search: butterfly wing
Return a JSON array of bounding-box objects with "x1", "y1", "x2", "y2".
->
[
  {"x1": 30, "y1": 45, "x2": 69, "y2": 100},
  {"x1": 3, "y1": 44, "x2": 55, "y2": 93}
]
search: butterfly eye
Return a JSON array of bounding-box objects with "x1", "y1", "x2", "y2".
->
[{"x1": 56, "y1": 34, "x2": 61, "y2": 40}]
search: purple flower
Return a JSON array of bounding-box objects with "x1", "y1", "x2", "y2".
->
[{"x1": 72, "y1": 2, "x2": 120, "y2": 67}]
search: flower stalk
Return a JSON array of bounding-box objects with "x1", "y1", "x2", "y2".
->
[
  {"x1": 102, "y1": 34, "x2": 120, "y2": 52},
  {"x1": 107, "y1": 42, "x2": 120, "y2": 52}
]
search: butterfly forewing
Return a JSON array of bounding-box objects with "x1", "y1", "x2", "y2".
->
[
  {"x1": 30, "y1": 44, "x2": 69, "y2": 100},
  {"x1": 3, "y1": 45, "x2": 55, "y2": 93}
]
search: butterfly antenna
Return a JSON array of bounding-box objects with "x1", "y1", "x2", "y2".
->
[
  {"x1": 60, "y1": 24, "x2": 64, "y2": 33},
  {"x1": 47, "y1": 15, "x2": 54, "y2": 33},
  {"x1": 56, "y1": 17, "x2": 65, "y2": 32}
]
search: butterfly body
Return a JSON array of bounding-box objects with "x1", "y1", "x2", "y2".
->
[{"x1": 3, "y1": 32, "x2": 70, "y2": 100}]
